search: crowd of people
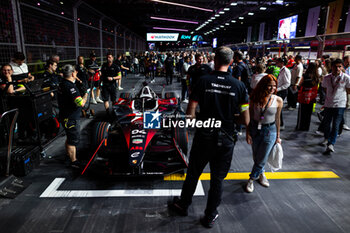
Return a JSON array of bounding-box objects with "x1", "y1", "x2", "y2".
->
[{"x1": 0, "y1": 48, "x2": 349, "y2": 228}]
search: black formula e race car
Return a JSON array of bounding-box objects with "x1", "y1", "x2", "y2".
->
[{"x1": 84, "y1": 83, "x2": 189, "y2": 176}]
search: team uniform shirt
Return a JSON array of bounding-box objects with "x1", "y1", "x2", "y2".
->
[
  {"x1": 164, "y1": 57, "x2": 175, "y2": 73},
  {"x1": 187, "y1": 64, "x2": 212, "y2": 89},
  {"x1": 86, "y1": 60, "x2": 99, "y2": 73},
  {"x1": 322, "y1": 72, "x2": 350, "y2": 108},
  {"x1": 57, "y1": 79, "x2": 83, "y2": 120},
  {"x1": 232, "y1": 61, "x2": 250, "y2": 90},
  {"x1": 277, "y1": 66, "x2": 291, "y2": 91},
  {"x1": 75, "y1": 65, "x2": 89, "y2": 84},
  {"x1": 115, "y1": 59, "x2": 122, "y2": 70},
  {"x1": 9, "y1": 61, "x2": 29, "y2": 81},
  {"x1": 190, "y1": 71, "x2": 249, "y2": 133},
  {"x1": 291, "y1": 63, "x2": 303, "y2": 85},
  {"x1": 41, "y1": 70, "x2": 61, "y2": 89},
  {"x1": 101, "y1": 63, "x2": 121, "y2": 86}
]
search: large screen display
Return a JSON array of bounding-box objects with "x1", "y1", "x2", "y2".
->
[
  {"x1": 147, "y1": 33, "x2": 179, "y2": 41},
  {"x1": 213, "y1": 38, "x2": 217, "y2": 48},
  {"x1": 278, "y1": 15, "x2": 298, "y2": 39}
]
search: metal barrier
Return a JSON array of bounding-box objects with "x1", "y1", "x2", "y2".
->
[{"x1": 0, "y1": 0, "x2": 147, "y2": 70}]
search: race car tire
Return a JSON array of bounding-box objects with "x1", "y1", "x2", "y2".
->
[
  {"x1": 173, "y1": 122, "x2": 188, "y2": 155},
  {"x1": 92, "y1": 121, "x2": 111, "y2": 148},
  {"x1": 172, "y1": 110, "x2": 188, "y2": 155}
]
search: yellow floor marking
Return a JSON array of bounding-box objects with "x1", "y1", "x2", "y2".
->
[{"x1": 164, "y1": 171, "x2": 339, "y2": 181}]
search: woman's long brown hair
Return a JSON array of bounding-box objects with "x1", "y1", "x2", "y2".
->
[{"x1": 250, "y1": 74, "x2": 278, "y2": 106}]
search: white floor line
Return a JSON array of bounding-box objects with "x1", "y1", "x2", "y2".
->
[{"x1": 40, "y1": 178, "x2": 205, "y2": 198}]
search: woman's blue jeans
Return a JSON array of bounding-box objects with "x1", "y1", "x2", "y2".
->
[{"x1": 249, "y1": 122, "x2": 277, "y2": 180}]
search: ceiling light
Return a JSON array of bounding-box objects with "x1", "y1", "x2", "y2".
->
[
  {"x1": 215, "y1": 14, "x2": 220, "y2": 17},
  {"x1": 220, "y1": 25, "x2": 224, "y2": 28},
  {"x1": 150, "y1": 0, "x2": 213, "y2": 12},
  {"x1": 216, "y1": 27, "x2": 219, "y2": 30},
  {"x1": 248, "y1": 12, "x2": 254, "y2": 16},
  {"x1": 276, "y1": 0, "x2": 283, "y2": 4},
  {"x1": 260, "y1": 7, "x2": 267, "y2": 10},
  {"x1": 231, "y1": 20, "x2": 236, "y2": 23},
  {"x1": 211, "y1": 17, "x2": 215, "y2": 19},
  {"x1": 225, "y1": 23, "x2": 229, "y2": 25},
  {"x1": 224, "y1": 8, "x2": 230, "y2": 11},
  {"x1": 231, "y1": 3, "x2": 238, "y2": 6},
  {"x1": 219, "y1": 11, "x2": 225, "y2": 14},
  {"x1": 208, "y1": 20, "x2": 213, "y2": 22},
  {"x1": 150, "y1": 16, "x2": 198, "y2": 24},
  {"x1": 239, "y1": 17, "x2": 244, "y2": 19},
  {"x1": 190, "y1": 32, "x2": 194, "y2": 34},
  {"x1": 153, "y1": 27, "x2": 188, "y2": 32}
]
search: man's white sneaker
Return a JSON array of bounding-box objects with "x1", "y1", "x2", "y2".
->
[
  {"x1": 343, "y1": 124, "x2": 350, "y2": 131},
  {"x1": 259, "y1": 173, "x2": 270, "y2": 187},
  {"x1": 91, "y1": 98, "x2": 97, "y2": 104},
  {"x1": 95, "y1": 97, "x2": 103, "y2": 103},
  {"x1": 315, "y1": 130, "x2": 323, "y2": 136},
  {"x1": 182, "y1": 99, "x2": 188, "y2": 103},
  {"x1": 246, "y1": 179, "x2": 254, "y2": 193},
  {"x1": 326, "y1": 144, "x2": 335, "y2": 153},
  {"x1": 118, "y1": 86, "x2": 124, "y2": 90}
]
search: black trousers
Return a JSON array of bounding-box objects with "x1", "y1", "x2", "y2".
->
[
  {"x1": 165, "y1": 72, "x2": 173, "y2": 85},
  {"x1": 277, "y1": 89, "x2": 288, "y2": 127},
  {"x1": 180, "y1": 129, "x2": 234, "y2": 218},
  {"x1": 296, "y1": 103, "x2": 314, "y2": 131},
  {"x1": 181, "y1": 79, "x2": 188, "y2": 100},
  {"x1": 287, "y1": 86, "x2": 298, "y2": 108}
]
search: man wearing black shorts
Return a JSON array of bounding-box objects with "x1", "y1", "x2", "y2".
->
[
  {"x1": 101, "y1": 52, "x2": 121, "y2": 112},
  {"x1": 58, "y1": 65, "x2": 87, "y2": 169}
]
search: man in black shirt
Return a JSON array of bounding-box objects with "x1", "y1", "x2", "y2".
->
[
  {"x1": 187, "y1": 54, "x2": 212, "y2": 94},
  {"x1": 233, "y1": 51, "x2": 251, "y2": 93},
  {"x1": 58, "y1": 65, "x2": 87, "y2": 168},
  {"x1": 169, "y1": 47, "x2": 250, "y2": 228},
  {"x1": 164, "y1": 53, "x2": 175, "y2": 85},
  {"x1": 101, "y1": 52, "x2": 121, "y2": 112},
  {"x1": 42, "y1": 60, "x2": 60, "y2": 97}
]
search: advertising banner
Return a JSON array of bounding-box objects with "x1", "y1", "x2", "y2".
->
[
  {"x1": 305, "y1": 6, "x2": 321, "y2": 37},
  {"x1": 326, "y1": 0, "x2": 344, "y2": 34},
  {"x1": 259, "y1": 23, "x2": 265, "y2": 41},
  {"x1": 345, "y1": 6, "x2": 350, "y2": 32},
  {"x1": 146, "y1": 33, "x2": 179, "y2": 41},
  {"x1": 247, "y1": 26, "x2": 252, "y2": 42}
]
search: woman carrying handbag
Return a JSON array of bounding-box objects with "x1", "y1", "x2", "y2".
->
[{"x1": 245, "y1": 74, "x2": 283, "y2": 193}]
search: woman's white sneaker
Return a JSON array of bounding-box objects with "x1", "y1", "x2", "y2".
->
[
  {"x1": 246, "y1": 179, "x2": 254, "y2": 193},
  {"x1": 259, "y1": 173, "x2": 270, "y2": 187}
]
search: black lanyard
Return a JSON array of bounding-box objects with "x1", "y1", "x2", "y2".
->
[{"x1": 260, "y1": 95, "x2": 272, "y2": 121}]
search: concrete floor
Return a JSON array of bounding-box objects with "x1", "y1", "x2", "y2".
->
[{"x1": 0, "y1": 73, "x2": 349, "y2": 233}]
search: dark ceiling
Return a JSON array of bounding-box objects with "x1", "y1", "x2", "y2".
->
[{"x1": 85, "y1": 0, "x2": 337, "y2": 43}]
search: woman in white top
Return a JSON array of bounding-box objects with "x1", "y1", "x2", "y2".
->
[
  {"x1": 245, "y1": 74, "x2": 283, "y2": 193},
  {"x1": 250, "y1": 63, "x2": 267, "y2": 89}
]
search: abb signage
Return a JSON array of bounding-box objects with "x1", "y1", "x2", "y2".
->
[{"x1": 147, "y1": 33, "x2": 179, "y2": 41}]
